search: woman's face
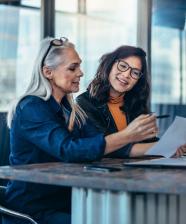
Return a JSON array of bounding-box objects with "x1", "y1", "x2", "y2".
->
[
  {"x1": 45, "y1": 47, "x2": 83, "y2": 101},
  {"x1": 108, "y1": 56, "x2": 142, "y2": 97}
]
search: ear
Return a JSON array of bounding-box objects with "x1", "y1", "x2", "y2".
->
[{"x1": 42, "y1": 66, "x2": 53, "y2": 80}]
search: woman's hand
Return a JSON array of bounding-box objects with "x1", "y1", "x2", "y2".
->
[
  {"x1": 104, "y1": 114, "x2": 158, "y2": 155},
  {"x1": 123, "y1": 114, "x2": 158, "y2": 143},
  {"x1": 174, "y1": 144, "x2": 186, "y2": 157}
]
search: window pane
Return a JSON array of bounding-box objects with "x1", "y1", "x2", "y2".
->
[
  {"x1": 151, "y1": 28, "x2": 181, "y2": 104},
  {"x1": 55, "y1": 0, "x2": 78, "y2": 13},
  {"x1": 87, "y1": 0, "x2": 137, "y2": 25},
  {"x1": 0, "y1": 4, "x2": 40, "y2": 111},
  {"x1": 151, "y1": 1, "x2": 186, "y2": 105},
  {"x1": 55, "y1": 0, "x2": 137, "y2": 93},
  {"x1": 21, "y1": 0, "x2": 41, "y2": 7},
  {"x1": 151, "y1": 0, "x2": 186, "y2": 136}
]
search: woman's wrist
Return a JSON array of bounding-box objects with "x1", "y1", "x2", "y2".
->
[
  {"x1": 130, "y1": 142, "x2": 156, "y2": 157},
  {"x1": 104, "y1": 131, "x2": 131, "y2": 155}
]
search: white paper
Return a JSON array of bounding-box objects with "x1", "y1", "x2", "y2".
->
[
  {"x1": 126, "y1": 158, "x2": 186, "y2": 167},
  {"x1": 145, "y1": 116, "x2": 186, "y2": 158}
]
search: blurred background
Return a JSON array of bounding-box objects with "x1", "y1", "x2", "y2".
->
[{"x1": 0, "y1": 0, "x2": 186, "y2": 137}]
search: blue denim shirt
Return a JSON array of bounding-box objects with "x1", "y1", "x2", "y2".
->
[{"x1": 6, "y1": 95, "x2": 105, "y2": 216}]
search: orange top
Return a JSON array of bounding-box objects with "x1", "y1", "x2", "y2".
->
[{"x1": 107, "y1": 95, "x2": 127, "y2": 131}]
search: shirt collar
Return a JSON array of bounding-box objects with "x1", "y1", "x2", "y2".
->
[
  {"x1": 48, "y1": 95, "x2": 62, "y2": 114},
  {"x1": 48, "y1": 95, "x2": 72, "y2": 114}
]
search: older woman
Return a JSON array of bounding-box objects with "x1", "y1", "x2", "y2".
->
[
  {"x1": 4, "y1": 38, "x2": 157, "y2": 224},
  {"x1": 77, "y1": 45, "x2": 186, "y2": 158}
]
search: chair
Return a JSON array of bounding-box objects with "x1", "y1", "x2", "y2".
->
[
  {"x1": 0, "y1": 185, "x2": 38, "y2": 224},
  {"x1": 0, "y1": 114, "x2": 38, "y2": 223},
  {"x1": 0, "y1": 112, "x2": 10, "y2": 166},
  {"x1": 0, "y1": 112, "x2": 10, "y2": 186}
]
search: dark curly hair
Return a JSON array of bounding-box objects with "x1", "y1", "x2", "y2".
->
[{"x1": 88, "y1": 45, "x2": 150, "y2": 120}]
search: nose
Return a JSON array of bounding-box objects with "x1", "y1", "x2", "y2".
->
[
  {"x1": 78, "y1": 68, "x2": 84, "y2": 77},
  {"x1": 121, "y1": 68, "x2": 131, "y2": 79}
]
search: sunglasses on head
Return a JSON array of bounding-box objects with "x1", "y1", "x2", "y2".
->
[{"x1": 41, "y1": 37, "x2": 68, "y2": 67}]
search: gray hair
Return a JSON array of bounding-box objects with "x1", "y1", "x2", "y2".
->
[{"x1": 7, "y1": 37, "x2": 86, "y2": 130}]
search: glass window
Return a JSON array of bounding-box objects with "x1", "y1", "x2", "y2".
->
[
  {"x1": 21, "y1": 0, "x2": 41, "y2": 8},
  {"x1": 151, "y1": 1, "x2": 186, "y2": 105},
  {"x1": 55, "y1": 0, "x2": 78, "y2": 13},
  {"x1": 151, "y1": 0, "x2": 186, "y2": 136},
  {"x1": 87, "y1": 0, "x2": 137, "y2": 25},
  {"x1": 0, "y1": 4, "x2": 40, "y2": 111},
  {"x1": 55, "y1": 0, "x2": 138, "y2": 94}
]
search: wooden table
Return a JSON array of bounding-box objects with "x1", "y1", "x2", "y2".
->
[{"x1": 0, "y1": 158, "x2": 186, "y2": 224}]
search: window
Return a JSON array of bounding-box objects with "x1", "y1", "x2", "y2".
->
[
  {"x1": 151, "y1": 0, "x2": 186, "y2": 104},
  {"x1": 0, "y1": 3, "x2": 40, "y2": 111},
  {"x1": 151, "y1": 0, "x2": 186, "y2": 135},
  {"x1": 55, "y1": 0, "x2": 78, "y2": 13},
  {"x1": 55, "y1": 0, "x2": 138, "y2": 94}
]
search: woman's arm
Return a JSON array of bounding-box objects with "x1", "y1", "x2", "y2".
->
[
  {"x1": 17, "y1": 97, "x2": 106, "y2": 163},
  {"x1": 129, "y1": 142, "x2": 156, "y2": 157},
  {"x1": 18, "y1": 97, "x2": 157, "y2": 162},
  {"x1": 104, "y1": 114, "x2": 157, "y2": 155},
  {"x1": 130, "y1": 143, "x2": 186, "y2": 158}
]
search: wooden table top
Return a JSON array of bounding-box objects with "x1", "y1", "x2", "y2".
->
[{"x1": 0, "y1": 158, "x2": 186, "y2": 194}]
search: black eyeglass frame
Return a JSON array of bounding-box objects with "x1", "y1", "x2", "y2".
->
[
  {"x1": 41, "y1": 37, "x2": 68, "y2": 67},
  {"x1": 116, "y1": 59, "x2": 143, "y2": 80}
]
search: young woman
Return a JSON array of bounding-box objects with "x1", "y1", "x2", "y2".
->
[
  {"x1": 77, "y1": 45, "x2": 186, "y2": 158},
  {"x1": 4, "y1": 39, "x2": 158, "y2": 224}
]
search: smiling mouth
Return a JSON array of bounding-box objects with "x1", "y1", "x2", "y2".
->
[{"x1": 116, "y1": 77, "x2": 129, "y2": 85}]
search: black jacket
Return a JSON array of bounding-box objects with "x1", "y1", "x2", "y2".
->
[
  {"x1": 76, "y1": 91, "x2": 134, "y2": 157},
  {"x1": 76, "y1": 90, "x2": 158, "y2": 158}
]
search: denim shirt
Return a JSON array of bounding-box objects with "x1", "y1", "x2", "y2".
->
[{"x1": 6, "y1": 95, "x2": 105, "y2": 216}]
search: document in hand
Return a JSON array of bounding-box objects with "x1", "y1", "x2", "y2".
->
[{"x1": 145, "y1": 116, "x2": 186, "y2": 158}]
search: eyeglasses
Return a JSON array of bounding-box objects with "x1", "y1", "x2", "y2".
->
[
  {"x1": 41, "y1": 37, "x2": 68, "y2": 67},
  {"x1": 116, "y1": 60, "x2": 143, "y2": 80}
]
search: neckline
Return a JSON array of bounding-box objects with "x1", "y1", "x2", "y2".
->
[{"x1": 108, "y1": 95, "x2": 124, "y2": 104}]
